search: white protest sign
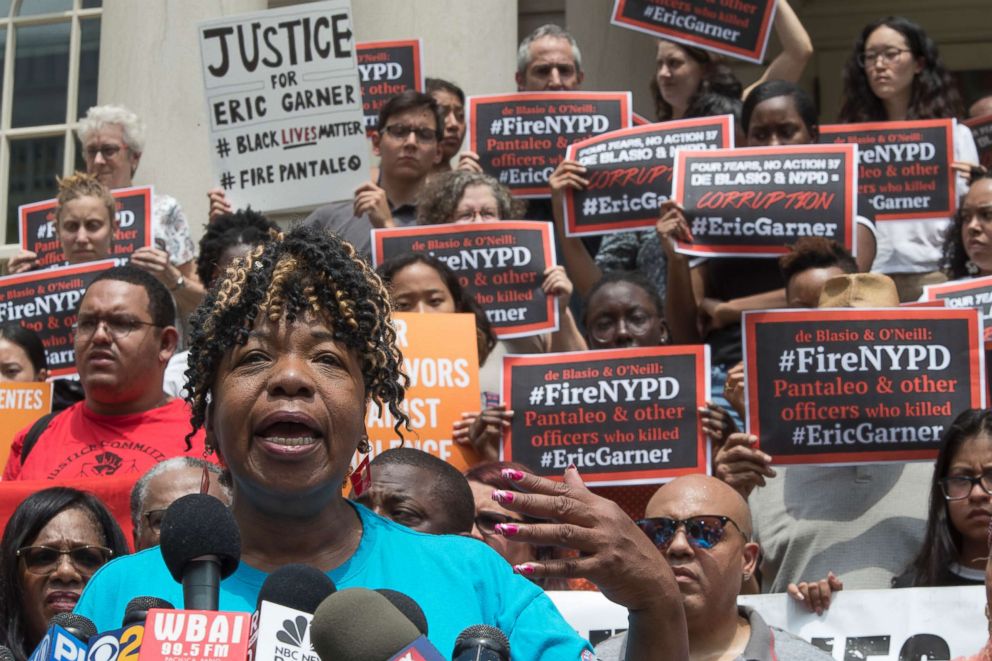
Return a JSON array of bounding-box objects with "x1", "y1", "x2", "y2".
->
[
  {"x1": 198, "y1": 0, "x2": 367, "y2": 213},
  {"x1": 548, "y1": 586, "x2": 987, "y2": 658}
]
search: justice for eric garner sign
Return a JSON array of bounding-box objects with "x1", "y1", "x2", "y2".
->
[
  {"x1": 466, "y1": 92, "x2": 632, "y2": 197},
  {"x1": 743, "y1": 308, "x2": 984, "y2": 465},
  {"x1": 371, "y1": 221, "x2": 558, "y2": 339},
  {"x1": 361, "y1": 313, "x2": 481, "y2": 472},
  {"x1": 564, "y1": 115, "x2": 734, "y2": 236},
  {"x1": 356, "y1": 39, "x2": 423, "y2": 135},
  {"x1": 965, "y1": 113, "x2": 992, "y2": 172},
  {"x1": 610, "y1": 0, "x2": 777, "y2": 64},
  {"x1": 0, "y1": 260, "x2": 114, "y2": 377},
  {"x1": 672, "y1": 144, "x2": 857, "y2": 257},
  {"x1": 19, "y1": 186, "x2": 153, "y2": 269},
  {"x1": 924, "y1": 274, "x2": 992, "y2": 340},
  {"x1": 501, "y1": 346, "x2": 710, "y2": 486},
  {"x1": 818, "y1": 119, "x2": 956, "y2": 221},
  {"x1": 198, "y1": 0, "x2": 367, "y2": 213}
]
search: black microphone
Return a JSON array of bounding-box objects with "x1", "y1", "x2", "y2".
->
[
  {"x1": 452, "y1": 625, "x2": 510, "y2": 661},
  {"x1": 159, "y1": 494, "x2": 240, "y2": 610},
  {"x1": 123, "y1": 596, "x2": 175, "y2": 626},
  {"x1": 49, "y1": 613, "x2": 97, "y2": 641},
  {"x1": 375, "y1": 589, "x2": 428, "y2": 636},
  {"x1": 0, "y1": 645, "x2": 13, "y2": 661},
  {"x1": 257, "y1": 563, "x2": 337, "y2": 612}
]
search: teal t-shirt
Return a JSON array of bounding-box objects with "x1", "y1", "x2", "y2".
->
[{"x1": 74, "y1": 502, "x2": 592, "y2": 658}]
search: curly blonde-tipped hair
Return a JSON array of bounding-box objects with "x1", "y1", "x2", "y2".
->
[
  {"x1": 55, "y1": 171, "x2": 116, "y2": 228},
  {"x1": 183, "y1": 224, "x2": 409, "y2": 448}
]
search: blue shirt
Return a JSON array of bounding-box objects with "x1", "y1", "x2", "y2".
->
[{"x1": 74, "y1": 503, "x2": 592, "y2": 658}]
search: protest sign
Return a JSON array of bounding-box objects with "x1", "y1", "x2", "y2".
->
[
  {"x1": 19, "y1": 186, "x2": 153, "y2": 269},
  {"x1": 0, "y1": 382, "x2": 53, "y2": 470},
  {"x1": 356, "y1": 39, "x2": 423, "y2": 135},
  {"x1": 359, "y1": 312, "x2": 481, "y2": 472},
  {"x1": 371, "y1": 221, "x2": 558, "y2": 338},
  {"x1": 198, "y1": 0, "x2": 367, "y2": 213},
  {"x1": 743, "y1": 308, "x2": 984, "y2": 465},
  {"x1": 819, "y1": 119, "x2": 956, "y2": 221},
  {"x1": 549, "y1": 586, "x2": 987, "y2": 659},
  {"x1": 466, "y1": 92, "x2": 632, "y2": 197},
  {"x1": 501, "y1": 346, "x2": 710, "y2": 486},
  {"x1": 631, "y1": 112, "x2": 651, "y2": 126},
  {"x1": 610, "y1": 0, "x2": 777, "y2": 64},
  {"x1": 564, "y1": 115, "x2": 734, "y2": 236},
  {"x1": 965, "y1": 113, "x2": 992, "y2": 172},
  {"x1": 672, "y1": 144, "x2": 857, "y2": 257},
  {"x1": 924, "y1": 275, "x2": 992, "y2": 339},
  {"x1": 0, "y1": 260, "x2": 114, "y2": 377}
]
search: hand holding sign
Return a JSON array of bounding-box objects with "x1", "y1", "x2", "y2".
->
[
  {"x1": 7, "y1": 250, "x2": 38, "y2": 275},
  {"x1": 453, "y1": 404, "x2": 514, "y2": 462},
  {"x1": 712, "y1": 432, "x2": 775, "y2": 498},
  {"x1": 353, "y1": 181, "x2": 394, "y2": 229},
  {"x1": 788, "y1": 572, "x2": 844, "y2": 616}
]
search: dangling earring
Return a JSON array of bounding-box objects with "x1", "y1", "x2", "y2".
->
[
  {"x1": 357, "y1": 435, "x2": 371, "y2": 454},
  {"x1": 967, "y1": 260, "x2": 980, "y2": 276}
]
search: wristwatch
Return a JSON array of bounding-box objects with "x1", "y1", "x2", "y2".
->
[{"x1": 170, "y1": 274, "x2": 185, "y2": 291}]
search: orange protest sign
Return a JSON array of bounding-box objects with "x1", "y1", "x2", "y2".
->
[
  {"x1": 360, "y1": 312, "x2": 482, "y2": 472},
  {"x1": 0, "y1": 382, "x2": 53, "y2": 471}
]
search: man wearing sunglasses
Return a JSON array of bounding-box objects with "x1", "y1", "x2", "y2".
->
[
  {"x1": 3, "y1": 266, "x2": 208, "y2": 481},
  {"x1": 303, "y1": 90, "x2": 443, "y2": 258},
  {"x1": 596, "y1": 475, "x2": 830, "y2": 661}
]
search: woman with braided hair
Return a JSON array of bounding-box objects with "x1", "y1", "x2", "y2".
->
[{"x1": 73, "y1": 224, "x2": 687, "y2": 657}]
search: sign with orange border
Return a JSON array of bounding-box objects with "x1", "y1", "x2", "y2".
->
[
  {"x1": 356, "y1": 39, "x2": 423, "y2": 135},
  {"x1": 743, "y1": 308, "x2": 984, "y2": 466},
  {"x1": 965, "y1": 113, "x2": 992, "y2": 172},
  {"x1": 0, "y1": 260, "x2": 115, "y2": 377},
  {"x1": 672, "y1": 144, "x2": 857, "y2": 257},
  {"x1": 359, "y1": 312, "x2": 481, "y2": 473},
  {"x1": 0, "y1": 382, "x2": 53, "y2": 470},
  {"x1": 610, "y1": 0, "x2": 776, "y2": 64},
  {"x1": 818, "y1": 120, "x2": 956, "y2": 221},
  {"x1": 371, "y1": 221, "x2": 558, "y2": 338},
  {"x1": 19, "y1": 186, "x2": 153, "y2": 269},
  {"x1": 924, "y1": 275, "x2": 992, "y2": 340},
  {"x1": 564, "y1": 115, "x2": 734, "y2": 236},
  {"x1": 466, "y1": 92, "x2": 632, "y2": 197},
  {"x1": 501, "y1": 346, "x2": 710, "y2": 486}
]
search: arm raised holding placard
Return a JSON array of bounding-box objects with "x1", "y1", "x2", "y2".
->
[{"x1": 743, "y1": 0, "x2": 813, "y2": 99}]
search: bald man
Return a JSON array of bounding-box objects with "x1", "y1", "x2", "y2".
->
[{"x1": 596, "y1": 475, "x2": 830, "y2": 661}]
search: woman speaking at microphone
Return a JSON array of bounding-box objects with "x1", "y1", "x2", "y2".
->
[{"x1": 73, "y1": 225, "x2": 687, "y2": 659}]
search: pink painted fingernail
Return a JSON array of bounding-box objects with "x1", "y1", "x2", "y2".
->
[
  {"x1": 567, "y1": 463, "x2": 577, "y2": 471},
  {"x1": 494, "y1": 523, "x2": 519, "y2": 537},
  {"x1": 501, "y1": 468, "x2": 524, "y2": 481},
  {"x1": 514, "y1": 563, "x2": 535, "y2": 575},
  {"x1": 492, "y1": 490, "x2": 514, "y2": 504}
]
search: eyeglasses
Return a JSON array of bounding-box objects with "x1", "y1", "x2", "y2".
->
[
  {"x1": 589, "y1": 310, "x2": 657, "y2": 343},
  {"x1": 453, "y1": 208, "x2": 500, "y2": 223},
  {"x1": 475, "y1": 511, "x2": 521, "y2": 535},
  {"x1": 857, "y1": 48, "x2": 912, "y2": 68},
  {"x1": 16, "y1": 545, "x2": 113, "y2": 575},
  {"x1": 382, "y1": 124, "x2": 438, "y2": 143},
  {"x1": 83, "y1": 145, "x2": 124, "y2": 160},
  {"x1": 940, "y1": 473, "x2": 992, "y2": 500},
  {"x1": 636, "y1": 515, "x2": 747, "y2": 551},
  {"x1": 143, "y1": 509, "x2": 167, "y2": 533},
  {"x1": 72, "y1": 316, "x2": 162, "y2": 340}
]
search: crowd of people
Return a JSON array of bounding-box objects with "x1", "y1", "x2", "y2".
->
[{"x1": 1, "y1": 3, "x2": 991, "y2": 659}]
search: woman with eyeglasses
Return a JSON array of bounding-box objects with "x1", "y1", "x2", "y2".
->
[
  {"x1": 894, "y1": 409, "x2": 992, "y2": 587},
  {"x1": 839, "y1": 16, "x2": 978, "y2": 301},
  {"x1": 0, "y1": 487, "x2": 128, "y2": 661}
]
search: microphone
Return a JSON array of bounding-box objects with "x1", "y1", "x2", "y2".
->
[
  {"x1": 310, "y1": 588, "x2": 444, "y2": 661},
  {"x1": 247, "y1": 564, "x2": 336, "y2": 661},
  {"x1": 27, "y1": 613, "x2": 95, "y2": 661},
  {"x1": 160, "y1": 493, "x2": 240, "y2": 610},
  {"x1": 123, "y1": 596, "x2": 174, "y2": 626},
  {"x1": 375, "y1": 589, "x2": 428, "y2": 636},
  {"x1": 86, "y1": 597, "x2": 176, "y2": 661},
  {"x1": 452, "y1": 625, "x2": 510, "y2": 661}
]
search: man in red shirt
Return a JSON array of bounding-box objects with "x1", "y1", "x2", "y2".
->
[{"x1": 4, "y1": 265, "x2": 206, "y2": 480}]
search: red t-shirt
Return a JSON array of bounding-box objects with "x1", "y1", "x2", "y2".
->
[{"x1": 3, "y1": 398, "x2": 208, "y2": 481}]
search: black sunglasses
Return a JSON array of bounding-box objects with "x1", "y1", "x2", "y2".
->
[
  {"x1": 636, "y1": 515, "x2": 747, "y2": 551},
  {"x1": 16, "y1": 545, "x2": 113, "y2": 575}
]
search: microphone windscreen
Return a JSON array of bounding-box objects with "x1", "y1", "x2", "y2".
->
[
  {"x1": 0, "y1": 645, "x2": 14, "y2": 661},
  {"x1": 123, "y1": 596, "x2": 174, "y2": 625},
  {"x1": 159, "y1": 494, "x2": 240, "y2": 583},
  {"x1": 311, "y1": 588, "x2": 420, "y2": 661},
  {"x1": 375, "y1": 589, "x2": 428, "y2": 635},
  {"x1": 50, "y1": 612, "x2": 97, "y2": 639},
  {"x1": 257, "y1": 564, "x2": 336, "y2": 613},
  {"x1": 454, "y1": 624, "x2": 510, "y2": 657}
]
